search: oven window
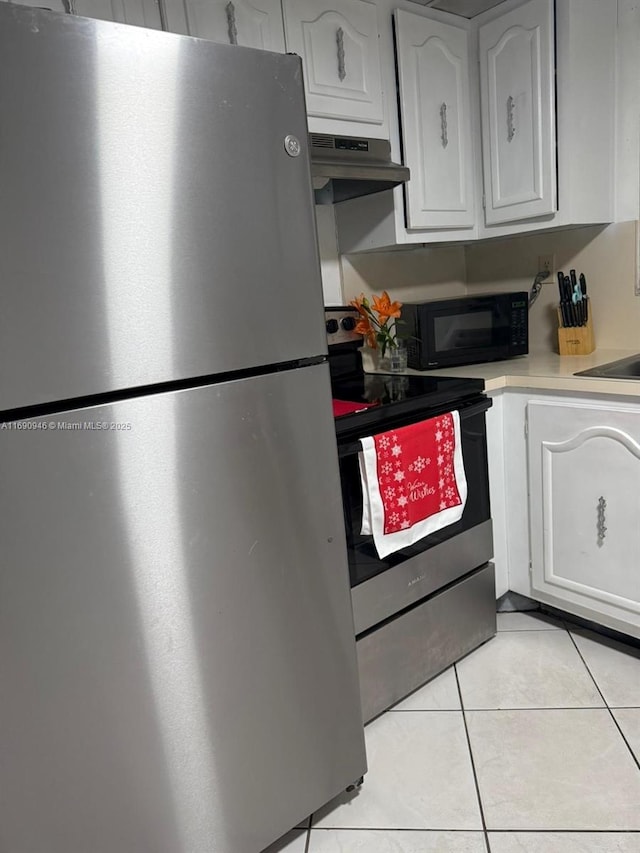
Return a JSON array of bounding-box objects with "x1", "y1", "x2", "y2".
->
[{"x1": 338, "y1": 404, "x2": 491, "y2": 588}]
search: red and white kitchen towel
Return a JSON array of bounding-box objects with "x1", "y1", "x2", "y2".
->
[{"x1": 359, "y1": 412, "x2": 467, "y2": 558}]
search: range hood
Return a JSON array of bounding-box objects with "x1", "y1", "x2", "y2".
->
[{"x1": 310, "y1": 133, "x2": 410, "y2": 204}]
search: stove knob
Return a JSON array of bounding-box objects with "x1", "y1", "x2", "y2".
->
[
  {"x1": 326, "y1": 318, "x2": 339, "y2": 334},
  {"x1": 341, "y1": 316, "x2": 357, "y2": 331}
]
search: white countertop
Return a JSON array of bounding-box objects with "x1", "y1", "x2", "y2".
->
[{"x1": 396, "y1": 348, "x2": 640, "y2": 397}]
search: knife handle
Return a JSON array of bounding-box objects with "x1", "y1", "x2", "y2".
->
[
  {"x1": 579, "y1": 272, "x2": 587, "y2": 295},
  {"x1": 569, "y1": 268, "x2": 578, "y2": 290},
  {"x1": 579, "y1": 274, "x2": 588, "y2": 321}
]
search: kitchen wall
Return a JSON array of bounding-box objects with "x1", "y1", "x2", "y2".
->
[
  {"x1": 341, "y1": 243, "x2": 468, "y2": 304},
  {"x1": 335, "y1": 221, "x2": 640, "y2": 353},
  {"x1": 315, "y1": 206, "x2": 343, "y2": 305},
  {"x1": 465, "y1": 222, "x2": 640, "y2": 351}
]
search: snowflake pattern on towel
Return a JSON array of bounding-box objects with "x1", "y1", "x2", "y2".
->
[{"x1": 372, "y1": 414, "x2": 462, "y2": 534}]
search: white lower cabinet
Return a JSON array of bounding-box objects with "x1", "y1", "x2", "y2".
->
[{"x1": 528, "y1": 398, "x2": 640, "y2": 639}]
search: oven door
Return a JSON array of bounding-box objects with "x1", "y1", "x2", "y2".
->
[{"x1": 337, "y1": 396, "x2": 493, "y2": 635}]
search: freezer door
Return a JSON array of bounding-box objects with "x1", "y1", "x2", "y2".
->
[
  {"x1": 0, "y1": 363, "x2": 366, "y2": 853},
  {"x1": 0, "y1": 5, "x2": 326, "y2": 410}
]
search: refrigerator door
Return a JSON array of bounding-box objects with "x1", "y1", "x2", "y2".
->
[
  {"x1": 0, "y1": 5, "x2": 326, "y2": 411},
  {"x1": 0, "y1": 363, "x2": 366, "y2": 853}
]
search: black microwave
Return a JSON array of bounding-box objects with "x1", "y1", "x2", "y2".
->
[{"x1": 402, "y1": 291, "x2": 529, "y2": 370}]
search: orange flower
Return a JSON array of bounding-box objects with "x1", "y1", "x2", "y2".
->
[
  {"x1": 354, "y1": 315, "x2": 377, "y2": 349},
  {"x1": 349, "y1": 290, "x2": 403, "y2": 354},
  {"x1": 354, "y1": 315, "x2": 370, "y2": 334},
  {"x1": 350, "y1": 294, "x2": 368, "y2": 317},
  {"x1": 371, "y1": 291, "x2": 402, "y2": 323}
]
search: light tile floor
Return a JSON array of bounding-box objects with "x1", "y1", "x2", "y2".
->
[{"x1": 263, "y1": 612, "x2": 640, "y2": 853}]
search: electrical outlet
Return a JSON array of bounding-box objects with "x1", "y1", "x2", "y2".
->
[{"x1": 538, "y1": 254, "x2": 555, "y2": 281}]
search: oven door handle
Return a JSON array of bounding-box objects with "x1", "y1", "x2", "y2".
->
[
  {"x1": 458, "y1": 396, "x2": 493, "y2": 418},
  {"x1": 336, "y1": 396, "x2": 492, "y2": 459}
]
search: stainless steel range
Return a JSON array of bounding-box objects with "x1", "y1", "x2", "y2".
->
[{"x1": 326, "y1": 306, "x2": 497, "y2": 722}]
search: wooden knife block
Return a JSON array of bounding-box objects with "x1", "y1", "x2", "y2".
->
[{"x1": 557, "y1": 298, "x2": 594, "y2": 355}]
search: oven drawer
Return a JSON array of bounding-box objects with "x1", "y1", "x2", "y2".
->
[{"x1": 356, "y1": 563, "x2": 496, "y2": 723}]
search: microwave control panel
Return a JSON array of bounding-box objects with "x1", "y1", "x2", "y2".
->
[{"x1": 509, "y1": 298, "x2": 528, "y2": 349}]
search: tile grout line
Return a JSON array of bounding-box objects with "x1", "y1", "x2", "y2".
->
[
  {"x1": 392, "y1": 705, "x2": 612, "y2": 712},
  {"x1": 566, "y1": 630, "x2": 640, "y2": 773},
  {"x1": 496, "y1": 626, "x2": 564, "y2": 633},
  {"x1": 453, "y1": 663, "x2": 492, "y2": 853},
  {"x1": 488, "y1": 829, "x2": 640, "y2": 835}
]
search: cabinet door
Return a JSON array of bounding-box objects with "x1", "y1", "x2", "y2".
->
[
  {"x1": 282, "y1": 0, "x2": 383, "y2": 125},
  {"x1": 1, "y1": 0, "x2": 162, "y2": 26},
  {"x1": 479, "y1": 0, "x2": 556, "y2": 225},
  {"x1": 162, "y1": 0, "x2": 285, "y2": 51},
  {"x1": 78, "y1": 0, "x2": 161, "y2": 26},
  {"x1": 0, "y1": 0, "x2": 65, "y2": 10},
  {"x1": 528, "y1": 400, "x2": 640, "y2": 635},
  {"x1": 395, "y1": 10, "x2": 474, "y2": 230}
]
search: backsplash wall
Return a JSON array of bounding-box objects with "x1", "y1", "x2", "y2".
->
[
  {"x1": 465, "y1": 221, "x2": 640, "y2": 351},
  {"x1": 340, "y1": 244, "x2": 468, "y2": 305},
  {"x1": 335, "y1": 221, "x2": 640, "y2": 353}
]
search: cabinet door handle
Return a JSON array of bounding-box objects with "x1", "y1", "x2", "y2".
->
[
  {"x1": 506, "y1": 95, "x2": 516, "y2": 142},
  {"x1": 336, "y1": 27, "x2": 346, "y2": 82},
  {"x1": 597, "y1": 496, "x2": 607, "y2": 544},
  {"x1": 440, "y1": 102, "x2": 449, "y2": 149},
  {"x1": 226, "y1": 1, "x2": 239, "y2": 45}
]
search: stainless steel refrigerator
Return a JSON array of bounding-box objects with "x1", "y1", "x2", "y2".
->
[{"x1": 0, "y1": 6, "x2": 366, "y2": 852}]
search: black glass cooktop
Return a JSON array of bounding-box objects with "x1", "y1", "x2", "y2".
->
[{"x1": 331, "y1": 371, "x2": 485, "y2": 439}]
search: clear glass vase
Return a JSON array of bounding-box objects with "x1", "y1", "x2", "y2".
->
[{"x1": 386, "y1": 341, "x2": 408, "y2": 373}]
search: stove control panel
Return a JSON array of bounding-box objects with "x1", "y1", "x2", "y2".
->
[{"x1": 325, "y1": 306, "x2": 362, "y2": 347}]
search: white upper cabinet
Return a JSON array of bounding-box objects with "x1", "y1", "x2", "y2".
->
[
  {"x1": 162, "y1": 0, "x2": 285, "y2": 50},
  {"x1": 0, "y1": 0, "x2": 66, "y2": 10},
  {"x1": 281, "y1": 0, "x2": 383, "y2": 125},
  {"x1": 395, "y1": 9, "x2": 474, "y2": 230},
  {"x1": 337, "y1": 0, "x2": 615, "y2": 250},
  {"x1": 2, "y1": 0, "x2": 162, "y2": 26},
  {"x1": 478, "y1": 0, "x2": 555, "y2": 224},
  {"x1": 80, "y1": 0, "x2": 161, "y2": 26}
]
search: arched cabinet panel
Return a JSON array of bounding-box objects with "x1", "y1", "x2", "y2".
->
[
  {"x1": 479, "y1": 0, "x2": 556, "y2": 224},
  {"x1": 528, "y1": 399, "x2": 640, "y2": 636},
  {"x1": 163, "y1": 0, "x2": 285, "y2": 51},
  {"x1": 394, "y1": 9, "x2": 475, "y2": 230},
  {"x1": 282, "y1": 0, "x2": 383, "y2": 124},
  {"x1": 2, "y1": 0, "x2": 162, "y2": 27}
]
